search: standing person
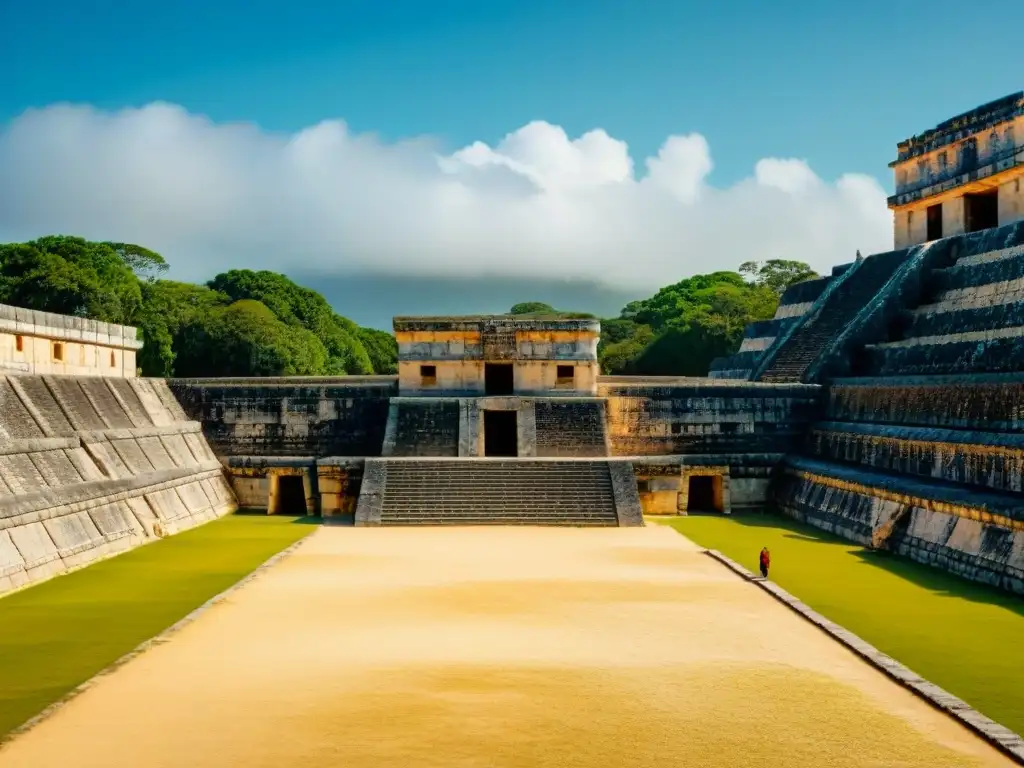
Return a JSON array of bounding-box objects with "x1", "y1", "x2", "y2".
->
[{"x1": 759, "y1": 547, "x2": 770, "y2": 579}]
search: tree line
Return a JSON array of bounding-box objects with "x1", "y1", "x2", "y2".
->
[
  {"x1": 511, "y1": 260, "x2": 818, "y2": 376},
  {"x1": 0, "y1": 236, "x2": 396, "y2": 377},
  {"x1": 0, "y1": 236, "x2": 816, "y2": 377}
]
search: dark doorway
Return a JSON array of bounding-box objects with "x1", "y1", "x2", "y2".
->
[
  {"x1": 687, "y1": 475, "x2": 720, "y2": 512},
  {"x1": 965, "y1": 190, "x2": 999, "y2": 233},
  {"x1": 485, "y1": 363, "x2": 514, "y2": 395},
  {"x1": 276, "y1": 475, "x2": 307, "y2": 514},
  {"x1": 484, "y1": 410, "x2": 518, "y2": 456},
  {"x1": 926, "y1": 203, "x2": 943, "y2": 241}
]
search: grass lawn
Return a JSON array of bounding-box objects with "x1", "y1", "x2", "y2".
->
[
  {"x1": 0, "y1": 514, "x2": 314, "y2": 739},
  {"x1": 660, "y1": 512, "x2": 1024, "y2": 735}
]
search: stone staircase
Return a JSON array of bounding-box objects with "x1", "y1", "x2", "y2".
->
[
  {"x1": 757, "y1": 251, "x2": 910, "y2": 383},
  {"x1": 359, "y1": 459, "x2": 626, "y2": 526}
]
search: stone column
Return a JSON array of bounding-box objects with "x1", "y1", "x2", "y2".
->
[
  {"x1": 302, "y1": 469, "x2": 317, "y2": 516},
  {"x1": 381, "y1": 402, "x2": 399, "y2": 456},
  {"x1": 517, "y1": 400, "x2": 537, "y2": 457},
  {"x1": 677, "y1": 466, "x2": 689, "y2": 515},
  {"x1": 267, "y1": 473, "x2": 280, "y2": 515}
]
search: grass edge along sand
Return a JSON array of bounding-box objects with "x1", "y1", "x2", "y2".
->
[
  {"x1": 0, "y1": 514, "x2": 314, "y2": 740},
  {"x1": 659, "y1": 513, "x2": 1024, "y2": 737}
]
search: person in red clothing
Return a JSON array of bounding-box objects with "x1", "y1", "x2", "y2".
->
[{"x1": 759, "y1": 547, "x2": 770, "y2": 579}]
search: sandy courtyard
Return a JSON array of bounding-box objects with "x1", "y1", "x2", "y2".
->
[{"x1": 0, "y1": 525, "x2": 1011, "y2": 767}]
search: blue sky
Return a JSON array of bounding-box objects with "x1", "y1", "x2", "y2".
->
[
  {"x1": 4, "y1": 0, "x2": 1020, "y2": 189},
  {"x1": 1, "y1": 0, "x2": 1021, "y2": 327}
]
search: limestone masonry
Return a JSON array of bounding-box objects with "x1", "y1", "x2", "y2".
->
[
  {"x1": 0, "y1": 304, "x2": 142, "y2": 377},
  {"x1": 890, "y1": 91, "x2": 1024, "y2": 248},
  {"x1": 3, "y1": 92, "x2": 1024, "y2": 596},
  {"x1": 0, "y1": 366, "x2": 235, "y2": 596}
]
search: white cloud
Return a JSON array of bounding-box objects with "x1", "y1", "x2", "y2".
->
[{"x1": 0, "y1": 102, "x2": 893, "y2": 291}]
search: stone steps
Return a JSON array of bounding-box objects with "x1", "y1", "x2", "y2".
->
[
  {"x1": 758, "y1": 252, "x2": 909, "y2": 382},
  {"x1": 372, "y1": 459, "x2": 621, "y2": 526}
]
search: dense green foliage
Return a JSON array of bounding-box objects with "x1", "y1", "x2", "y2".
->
[
  {"x1": 663, "y1": 514, "x2": 1024, "y2": 735},
  {"x1": 508, "y1": 301, "x2": 595, "y2": 319},
  {"x1": 0, "y1": 515, "x2": 312, "y2": 739},
  {"x1": 0, "y1": 235, "x2": 814, "y2": 378},
  {"x1": 0, "y1": 236, "x2": 397, "y2": 377},
  {"x1": 597, "y1": 260, "x2": 818, "y2": 375}
]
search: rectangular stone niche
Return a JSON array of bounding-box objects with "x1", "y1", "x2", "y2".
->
[{"x1": 678, "y1": 466, "x2": 731, "y2": 515}]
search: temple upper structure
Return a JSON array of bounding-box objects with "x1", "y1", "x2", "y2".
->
[
  {"x1": 889, "y1": 91, "x2": 1024, "y2": 248},
  {"x1": 393, "y1": 315, "x2": 600, "y2": 396}
]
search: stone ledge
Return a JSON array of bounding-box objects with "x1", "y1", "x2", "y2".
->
[
  {"x1": 704, "y1": 549, "x2": 1024, "y2": 764},
  {"x1": 0, "y1": 316, "x2": 143, "y2": 349},
  {"x1": 0, "y1": 463, "x2": 226, "y2": 528},
  {"x1": 0, "y1": 437, "x2": 79, "y2": 455},
  {"x1": 77, "y1": 422, "x2": 202, "y2": 441},
  {"x1": 226, "y1": 456, "x2": 318, "y2": 469}
]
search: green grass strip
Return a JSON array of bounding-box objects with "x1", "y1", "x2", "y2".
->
[
  {"x1": 660, "y1": 513, "x2": 1024, "y2": 736},
  {"x1": 0, "y1": 514, "x2": 314, "y2": 739}
]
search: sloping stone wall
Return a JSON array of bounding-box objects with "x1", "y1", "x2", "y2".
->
[
  {"x1": 0, "y1": 374, "x2": 236, "y2": 596},
  {"x1": 749, "y1": 221, "x2": 1024, "y2": 593}
]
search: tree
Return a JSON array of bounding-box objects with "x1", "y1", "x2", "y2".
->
[
  {"x1": 598, "y1": 269, "x2": 781, "y2": 375},
  {"x1": 0, "y1": 236, "x2": 399, "y2": 378},
  {"x1": 135, "y1": 281, "x2": 229, "y2": 376},
  {"x1": 0, "y1": 236, "x2": 142, "y2": 323},
  {"x1": 357, "y1": 327, "x2": 399, "y2": 375},
  {"x1": 207, "y1": 270, "x2": 376, "y2": 374},
  {"x1": 174, "y1": 300, "x2": 328, "y2": 377},
  {"x1": 510, "y1": 301, "x2": 556, "y2": 315},
  {"x1": 739, "y1": 259, "x2": 818, "y2": 295},
  {"x1": 104, "y1": 242, "x2": 169, "y2": 282}
]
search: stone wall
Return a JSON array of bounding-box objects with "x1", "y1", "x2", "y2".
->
[
  {"x1": 0, "y1": 303, "x2": 142, "y2": 377},
  {"x1": 599, "y1": 378, "x2": 820, "y2": 456},
  {"x1": 534, "y1": 399, "x2": 608, "y2": 457},
  {"x1": 629, "y1": 454, "x2": 779, "y2": 516},
  {"x1": 775, "y1": 458, "x2": 1024, "y2": 593},
  {"x1": 168, "y1": 377, "x2": 395, "y2": 457},
  {"x1": 0, "y1": 374, "x2": 236, "y2": 595}
]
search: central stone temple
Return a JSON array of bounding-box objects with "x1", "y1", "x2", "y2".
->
[
  {"x1": 393, "y1": 315, "x2": 602, "y2": 456},
  {"x1": 171, "y1": 313, "x2": 818, "y2": 529}
]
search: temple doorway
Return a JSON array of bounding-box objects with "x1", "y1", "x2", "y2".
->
[
  {"x1": 275, "y1": 475, "x2": 307, "y2": 514},
  {"x1": 687, "y1": 475, "x2": 722, "y2": 513},
  {"x1": 926, "y1": 203, "x2": 943, "y2": 241},
  {"x1": 484, "y1": 410, "x2": 518, "y2": 456},
  {"x1": 965, "y1": 190, "x2": 999, "y2": 233},
  {"x1": 484, "y1": 363, "x2": 514, "y2": 396}
]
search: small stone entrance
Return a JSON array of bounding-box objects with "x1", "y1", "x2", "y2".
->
[
  {"x1": 687, "y1": 476, "x2": 719, "y2": 512},
  {"x1": 483, "y1": 410, "x2": 518, "y2": 456},
  {"x1": 679, "y1": 466, "x2": 731, "y2": 514},
  {"x1": 273, "y1": 475, "x2": 308, "y2": 514}
]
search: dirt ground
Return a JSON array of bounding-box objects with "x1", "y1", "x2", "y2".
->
[{"x1": 0, "y1": 525, "x2": 1012, "y2": 767}]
